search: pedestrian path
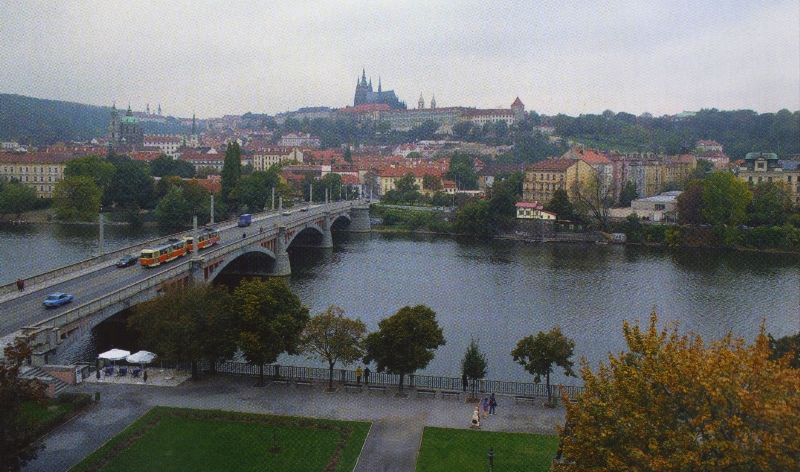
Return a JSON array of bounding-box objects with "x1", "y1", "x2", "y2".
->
[{"x1": 23, "y1": 376, "x2": 566, "y2": 472}]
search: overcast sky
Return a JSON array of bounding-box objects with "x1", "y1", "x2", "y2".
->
[{"x1": 2, "y1": 1, "x2": 798, "y2": 119}]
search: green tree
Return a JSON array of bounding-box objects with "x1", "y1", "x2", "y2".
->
[
  {"x1": 150, "y1": 154, "x2": 195, "y2": 178},
  {"x1": 687, "y1": 158, "x2": 714, "y2": 182},
  {"x1": 154, "y1": 186, "x2": 190, "y2": 227},
  {"x1": 461, "y1": 337, "x2": 488, "y2": 399},
  {"x1": 453, "y1": 199, "x2": 494, "y2": 237},
  {"x1": 105, "y1": 158, "x2": 156, "y2": 209},
  {"x1": 702, "y1": 171, "x2": 752, "y2": 227},
  {"x1": 0, "y1": 182, "x2": 37, "y2": 220},
  {"x1": 511, "y1": 326, "x2": 576, "y2": 405},
  {"x1": 544, "y1": 188, "x2": 576, "y2": 221},
  {"x1": 363, "y1": 305, "x2": 446, "y2": 392},
  {"x1": 343, "y1": 147, "x2": 352, "y2": 163},
  {"x1": 128, "y1": 283, "x2": 236, "y2": 379},
  {"x1": 618, "y1": 181, "x2": 638, "y2": 207},
  {"x1": 234, "y1": 169, "x2": 282, "y2": 212},
  {"x1": 445, "y1": 152, "x2": 478, "y2": 190},
  {"x1": 422, "y1": 174, "x2": 442, "y2": 192},
  {"x1": 301, "y1": 305, "x2": 367, "y2": 390},
  {"x1": 554, "y1": 314, "x2": 800, "y2": 471},
  {"x1": 221, "y1": 141, "x2": 242, "y2": 206},
  {"x1": 232, "y1": 278, "x2": 310, "y2": 386},
  {"x1": 677, "y1": 179, "x2": 705, "y2": 225},
  {"x1": 748, "y1": 180, "x2": 793, "y2": 226},
  {"x1": 394, "y1": 173, "x2": 419, "y2": 194},
  {"x1": 0, "y1": 338, "x2": 46, "y2": 472},
  {"x1": 64, "y1": 155, "x2": 115, "y2": 191},
  {"x1": 769, "y1": 331, "x2": 800, "y2": 368},
  {"x1": 52, "y1": 176, "x2": 102, "y2": 221}
]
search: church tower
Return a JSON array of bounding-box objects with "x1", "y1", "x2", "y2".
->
[
  {"x1": 418, "y1": 93, "x2": 425, "y2": 109},
  {"x1": 108, "y1": 104, "x2": 119, "y2": 144},
  {"x1": 430, "y1": 94, "x2": 437, "y2": 109}
]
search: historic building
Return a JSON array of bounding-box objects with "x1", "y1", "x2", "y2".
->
[
  {"x1": 108, "y1": 105, "x2": 144, "y2": 147},
  {"x1": 522, "y1": 158, "x2": 594, "y2": 204},
  {"x1": 0, "y1": 152, "x2": 72, "y2": 198},
  {"x1": 737, "y1": 152, "x2": 800, "y2": 205},
  {"x1": 353, "y1": 69, "x2": 406, "y2": 110}
]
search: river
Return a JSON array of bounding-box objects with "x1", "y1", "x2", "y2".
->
[{"x1": 2, "y1": 223, "x2": 799, "y2": 385}]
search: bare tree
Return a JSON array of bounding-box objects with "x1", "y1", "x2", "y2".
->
[{"x1": 570, "y1": 169, "x2": 614, "y2": 231}]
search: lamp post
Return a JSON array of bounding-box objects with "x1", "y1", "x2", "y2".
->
[{"x1": 488, "y1": 447, "x2": 494, "y2": 472}]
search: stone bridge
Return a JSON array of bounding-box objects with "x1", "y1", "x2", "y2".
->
[{"x1": 10, "y1": 202, "x2": 370, "y2": 365}]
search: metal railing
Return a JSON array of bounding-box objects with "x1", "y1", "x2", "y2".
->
[{"x1": 212, "y1": 360, "x2": 585, "y2": 400}]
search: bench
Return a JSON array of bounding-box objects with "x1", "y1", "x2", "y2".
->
[
  {"x1": 295, "y1": 380, "x2": 313, "y2": 388},
  {"x1": 271, "y1": 377, "x2": 291, "y2": 385},
  {"x1": 344, "y1": 383, "x2": 363, "y2": 393},
  {"x1": 441, "y1": 390, "x2": 460, "y2": 399},
  {"x1": 367, "y1": 385, "x2": 387, "y2": 394},
  {"x1": 514, "y1": 395, "x2": 537, "y2": 404},
  {"x1": 416, "y1": 389, "x2": 436, "y2": 398}
]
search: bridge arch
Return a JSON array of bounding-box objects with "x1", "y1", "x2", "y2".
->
[{"x1": 207, "y1": 245, "x2": 280, "y2": 282}]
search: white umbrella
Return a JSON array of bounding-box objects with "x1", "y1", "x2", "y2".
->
[
  {"x1": 126, "y1": 351, "x2": 156, "y2": 364},
  {"x1": 98, "y1": 348, "x2": 130, "y2": 361}
]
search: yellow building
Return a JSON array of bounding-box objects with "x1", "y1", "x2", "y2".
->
[
  {"x1": 0, "y1": 152, "x2": 72, "y2": 198},
  {"x1": 737, "y1": 152, "x2": 800, "y2": 205},
  {"x1": 523, "y1": 158, "x2": 594, "y2": 204}
]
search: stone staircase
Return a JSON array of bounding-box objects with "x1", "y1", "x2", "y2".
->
[{"x1": 19, "y1": 365, "x2": 70, "y2": 397}]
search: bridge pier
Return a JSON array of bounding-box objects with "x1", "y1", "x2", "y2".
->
[
  {"x1": 321, "y1": 212, "x2": 333, "y2": 248},
  {"x1": 349, "y1": 207, "x2": 371, "y2": 232},
  {"x1": 273, "y1": 226, "x2": 291, "y2": 276}
]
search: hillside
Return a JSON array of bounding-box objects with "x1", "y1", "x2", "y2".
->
[{"x1": 0, "y1": 94, "x2": 187, "y2": 145}]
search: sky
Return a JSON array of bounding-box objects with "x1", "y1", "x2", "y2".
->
[{"x1": 2, "y1": 0, "x2": 798, "y2": 119}]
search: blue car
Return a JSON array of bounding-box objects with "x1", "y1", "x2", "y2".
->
[{"x1": 43, "y1": 292, "x2": 73, "y2": 308}]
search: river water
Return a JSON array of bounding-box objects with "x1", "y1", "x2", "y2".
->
[{"x1": 2, "y1": 223, "x2": 799, "y2": 385}]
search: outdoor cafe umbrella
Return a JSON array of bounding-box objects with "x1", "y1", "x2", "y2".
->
[
  {"x1": 126, "y1": 351, "x2": 156, "y2": 364},
  {"x1": 98, "y1": 348, "x2": 130, "y2": 361},
  {"x1": 97, "y1": 348, "x2": 130, "y2": 378}
]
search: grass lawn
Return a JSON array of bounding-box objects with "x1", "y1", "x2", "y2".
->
[
  {"x1": 69, "y1": 407, "x2": 370, "y2": 472},
  {"x1": 416, "y1": 427, "x2": 559, "y2": 472},
  {"x1": 21, "y1": 401, "x2": 74, "y2": 425}
]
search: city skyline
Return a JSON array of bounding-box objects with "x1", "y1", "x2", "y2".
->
[{"x1": 2, "y1": 0, "x2": 798, "y2": 119}]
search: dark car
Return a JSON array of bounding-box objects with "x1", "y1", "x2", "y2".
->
[
  {"x1": 116, "y1": 255, "x2": 138, "y2": 268},
  {"x1": 43, "y1": 292, "x2": 73, "y2": 308}
]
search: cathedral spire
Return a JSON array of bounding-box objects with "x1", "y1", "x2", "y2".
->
[
  {"x1": 418, "y1": 93, "x2": 425, "y2": 109},
  {"x1": 378, "y1": 76, "x2": 382, "y2": 93}
]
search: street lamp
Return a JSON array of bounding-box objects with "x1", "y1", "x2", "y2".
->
[{"x1": 488, "y1": 447, "x2": 494, "y2": 472}]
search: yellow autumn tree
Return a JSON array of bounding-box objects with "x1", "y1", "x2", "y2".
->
[{"x1": 553, "y1": 313, "x2": 800, "y2": 471}]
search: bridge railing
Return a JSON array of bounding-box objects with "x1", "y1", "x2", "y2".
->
[
  {"x1": 25, "y1": 260, "x2": 194, "y2": 333},
  {"x1": 212, "y1": 360, "x2": 585, "y2": 400},
  {"x1": 4, "y1": 201, "x2": 366, "y2": 296},
  {"x1": 0, "y1": 220, "x2": 238, "y2": 296}
]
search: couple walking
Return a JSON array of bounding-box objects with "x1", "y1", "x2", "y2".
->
[
  {"x1": 470, "y1": 393, "x2": 498, "y2": 429},
  {"x1": 481, "y1": 393, "x2": 498, "y2": 418}
]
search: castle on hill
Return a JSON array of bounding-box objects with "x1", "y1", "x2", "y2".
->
[{"x1": 353, "y1": 69, "x2": 406, "y2": 110}]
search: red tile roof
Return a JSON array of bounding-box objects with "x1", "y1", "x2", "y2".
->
[{"x1": 527, "y1": 159, "x2": 578, "y2": 172}]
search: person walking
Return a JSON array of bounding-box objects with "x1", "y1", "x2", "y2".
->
[
  {"x1": 363, "y1": 366, "x2": 370, "y2": 385},
  {"x1": 482, "y1": 397, "x2": 489, "y2": 419},
  {"x1": 489, "y1": 393, "x2": 497, "y2": 415},
  {"x1": 356, "y1": 365, "x2": 363, "y2": 385},
  {"x1": 462, "y1": 372, "x2": 468, "y2": 392},
  {"x1": 16, "y1": 278, "x2": 24, "y2": 291}
]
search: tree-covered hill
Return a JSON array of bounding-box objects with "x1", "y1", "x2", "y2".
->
[
  {"x1": 0, "y1": 94, "x2": 187, "y2": 145},
  {"x1": 0, "y1": 94, "x2": 110, "y2": 145},
  {"x1": 548, "y1": 108, "x2": 800, "y2": 160}
]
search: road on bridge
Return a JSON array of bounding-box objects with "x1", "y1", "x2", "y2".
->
[{"x1": 0, "y1": 202, "x2": 356, "y2": 339}]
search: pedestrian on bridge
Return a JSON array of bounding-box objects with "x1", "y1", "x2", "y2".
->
[{"x1": 16, "y1": 278, "x2": 24, "y2": 291}]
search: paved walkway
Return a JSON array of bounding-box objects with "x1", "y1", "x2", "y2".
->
[{"x1": 23, "y1": 375, "x2": 566, "y2": 472}]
